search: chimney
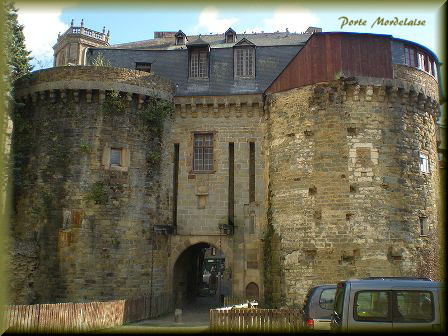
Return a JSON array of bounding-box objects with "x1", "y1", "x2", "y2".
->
[{"x1": 154, "y1": 31, "x2": 177, "y2": 39}]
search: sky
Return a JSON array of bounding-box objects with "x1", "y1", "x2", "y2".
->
[{"x1": 14, "y1": 0, "x2": 446, "y2": 70}]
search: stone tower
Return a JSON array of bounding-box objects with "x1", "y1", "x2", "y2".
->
[
  {"x1": 11, "y1": 67, "x2": 174, "y2": 303},
  {"x1": 53, "y1": 19, "x2": 109, "y2": 67}
]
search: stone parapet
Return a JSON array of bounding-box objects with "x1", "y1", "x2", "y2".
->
[
  {"x1": 174, "y1": 94, "x2": 264, "y2": 118},
  {"x1": 14, "y1": 66, "x2": 174, "y2": 102}
]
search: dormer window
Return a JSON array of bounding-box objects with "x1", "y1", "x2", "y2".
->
[
  {"x1": 189, "y1": 48, "x2": 209, "y2": 78},
  {"x1": 225, "y1": 28, "x2": 236, "y2": 43},
  {"x1": 187, "y1": 38, "x2": 210, "y2": 79},
  {"x1": 175, "y1": 30, "x2": 186, "y2": 45},
  {"x1": 233, "y1": 38, "x2": 255, "y2": 78}
]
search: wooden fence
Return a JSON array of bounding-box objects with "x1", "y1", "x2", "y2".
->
[
  {"x1": 210, "y1": 308, "x2": 301, "y2": 333},
  {"x1": 1, "y1": 292, "x2": 173, "y2": 334}
]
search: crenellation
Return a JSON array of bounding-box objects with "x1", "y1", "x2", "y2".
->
[{"x1": 9, "y1": 29, "x2": 443, "y2": 311}]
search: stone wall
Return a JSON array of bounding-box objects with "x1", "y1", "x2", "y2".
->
[
  {"x1": 266, "y1": 73, "x2": 440, "y2": 306},
  {"x1": 9, "y1": 67, "x2": 174, "y2": 304},
  {"x1": 162, "y1": 94, "x2": 267, "y2": 299}
]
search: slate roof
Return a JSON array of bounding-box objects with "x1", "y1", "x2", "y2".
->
[
  {"x1": 87, "y1": 30, "x2": 316, "y2": 96},
  {"x1": 109, "y1": 31, "x2": 312, "y2": 50}
]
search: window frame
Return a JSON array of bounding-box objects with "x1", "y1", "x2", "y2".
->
[
  {"x1": 110, "y1": 147, "x2": 122, "y2": 166},
  {"x1": 353, "y1": 290, "x2": 392, "y2": 322},
  {"x1": 192, "y1": 132, "x2": 215, "y2": 173},
  {"x1": 419, "y1": 153, "x2": 430, "y2": 174},
  {"x1": 319, "y1": 288, "x2": 336, "y2": 310},
  {"x1": 392, "y1": 290, "x2": 434, "y2": 323},
  {"x1": 189, "y1": 47, "x2": 209, "y2": 79},
  {"x1": 135, "y1": 62, "x2": 152, "y2": 73},
  {"x1": 234, "y1": 46, "x2": 256, "y2": 79},
  {"x1": 404, "y1": 45, "x2": 438, "y2": 79}
]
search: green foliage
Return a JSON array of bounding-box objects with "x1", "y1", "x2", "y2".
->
[
  {"x1": 4, "y1": 2, "x2": 33, "y2": 83},
  {"x1": 91, "y1": 52, "x2": 111, "y2": 67},
  {"x1": 102, "y1": 91, "x2": 127, "y2": 115},
  {"x1": 138, "y1": 98, "x2": 173, "y2": 134},
  {"x1": 147, "y1": 150, "x2": 161, "y2": 166},
  {"x1": 80, "y1": 143, "x2": 92, "y2": 154},
  {"x1": 86, "y1": 181, "x2": 108, "y2": 205}
]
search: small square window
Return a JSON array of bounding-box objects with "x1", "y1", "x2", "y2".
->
[
  {"x1": 419, "y1": 217, "x2": 429, "y2": 236},
  {"x1": 110, "y1": 148, "x2": 122, "y2": 166},
  {"x1": 419, "y1": 153, "x2": 429, "y2": 173},
  {"x1": 135, "y1": 62, "x2": 151, "y2": 72}
]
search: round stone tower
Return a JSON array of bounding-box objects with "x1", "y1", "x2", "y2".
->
[
  {"x1": 10, "y1": 66, "x2": 174, "y2": 304},
  {"x1": 264, "y1": 33, "x2": 442, "y2": 306}
]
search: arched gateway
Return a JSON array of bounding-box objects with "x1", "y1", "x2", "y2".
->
[{"x1": 171, "y1": 242, "x2": 229, "y2": 309}]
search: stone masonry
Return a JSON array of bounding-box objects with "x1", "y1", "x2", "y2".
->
[
  {"x1": 266, "y1": 69, "x2": 440, "y2": 305},
  {"x1": 8, "y1": 30, "x2": 443, "y2": 308}
]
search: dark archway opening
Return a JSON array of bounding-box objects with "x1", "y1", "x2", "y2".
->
[{"x1": 173, "y1": 243, "x2": 225, "y2": 311}]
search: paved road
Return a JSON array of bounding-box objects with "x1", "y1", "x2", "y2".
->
[{"x1": 91, "y1": 293, "x2": 220, "y2": 334}]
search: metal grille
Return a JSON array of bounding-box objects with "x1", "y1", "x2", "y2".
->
[
  {"x1": 190, "y1": 50, "x2": 208, "y2": 78},
  {"x1": 193, "y1": 133, "x2": 213, "y2": 171}
]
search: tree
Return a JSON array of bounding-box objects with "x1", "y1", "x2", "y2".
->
[{"x1": 4, "y1": 1, "x2": 33, "y2": 84}]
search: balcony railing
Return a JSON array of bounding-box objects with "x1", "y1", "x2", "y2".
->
[{"x1": 59, "y1": 26, "x2": 109, "y2": 42}]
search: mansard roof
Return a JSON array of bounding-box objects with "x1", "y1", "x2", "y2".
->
[
  {"x1": 225, "y1": 27, "x2": 236, "y2": 35},
  {"x1": 109, "y1": 31, "x2": 311, "y2": 50},
  {"x1": 233, "y1": 38, "x2": 255, "y2": 47},
  {"x1": 186, "y1": 37, "x2": 210, "y2": 48}
]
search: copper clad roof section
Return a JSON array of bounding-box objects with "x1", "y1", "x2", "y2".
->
[{"x1": 266, "y1": 33, "x2": 394, "y2": 94}]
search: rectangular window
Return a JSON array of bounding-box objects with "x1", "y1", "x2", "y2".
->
[
  {"x1": 235, "y1": 48, "x2": 255, "y2": 78},
  {"x1": 432, "y1": 61, "x2": 438, "y2": 79},
  {"x1": 193, "y1": 133, "x2": 213, "y2": 172},
  {"x1": 354, "y1": 291, "x2": 390, "y2": 321},
  {"x1": 404, "y1": 47, "x2": 416, "y2": 67},
  {"x1": 419, "y1": 153, "x2": 429, "y2": 173},
  {"x1": 394, "y1": 291, "x2": 434, "y2": 322},
  {"x1": 135, "y1": 62, "x2": 151, "y2": 72},
  {"x1": 419, "y1": 217, "x2": 429, "y2": 236},
  {"x1": 190, "y1": 49, "x2": 208, "y2": 78},
  {"x1": 417, "y1": 52, "x2": 425, "y2": 70},
  {"x1": 319, "y1": 288, "x2": 337, "y2": 310},
  {"x1": 110, "y1": 148, "x2": 122, "y2": 166}
]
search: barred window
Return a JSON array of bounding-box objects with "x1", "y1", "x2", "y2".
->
[
  {"x1": 190, "y1": 49, "x2": 208, "y2": 78},
  {"x1": 193, "y1": 133, "x2": 213, "y2": 172},
  {"x1": 235, "y1": 47, "x2": 255, "y2": 78}
]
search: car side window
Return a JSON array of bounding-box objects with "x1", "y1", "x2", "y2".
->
[
  {"x1": 354, "y1": 291, "x2": 390, "y2": 321},
  {"x1": 393, "y1": 291, "x2": 434, "y2": 322},
  {"x1": 319, "y1": 288, "x2": 336, "y2": 310}
]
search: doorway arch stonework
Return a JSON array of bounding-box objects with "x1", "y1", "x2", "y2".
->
[{"x1": 167, "y1": 235, "x2": 233, "y2": 296}]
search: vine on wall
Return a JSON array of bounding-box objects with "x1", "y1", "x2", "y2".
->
[{"x1": 102, "y1": 91, "x2": 127, "y2": 116}]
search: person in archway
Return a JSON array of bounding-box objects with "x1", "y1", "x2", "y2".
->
[{"x1": 209, "y1": 267, "x2": 218, "y2": 295}]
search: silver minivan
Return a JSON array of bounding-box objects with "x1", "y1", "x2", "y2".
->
[{"x1": 330, "y1": 277, "x2": 445, "y2": 333}]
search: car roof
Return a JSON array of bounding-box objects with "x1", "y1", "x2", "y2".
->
[
  {"x1": 310, "y1": 284, "x2": 337, "y2": 290},
  {"x1": 341, "y1": 279, "x2": 444, "y2": 289}
]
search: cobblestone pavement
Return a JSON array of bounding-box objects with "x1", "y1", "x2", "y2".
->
[{"x1": 91, "y1": 293, "x2": 220, "y2": 333}]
